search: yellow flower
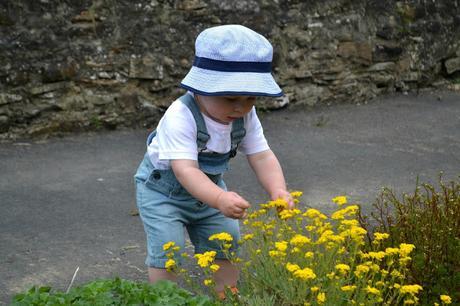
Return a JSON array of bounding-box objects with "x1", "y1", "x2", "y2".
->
[
  {"x1": 303, "y1": 208, "x2": 327, "y2": 220},
  {"x1": 275, "y1": 241, "x2": 288, "y2": 252},
  {"x1": 340, "y1": 219, "x2": 359, "y2": 227},
  {"x1": 165, "y1": 259, "x2": 176, "y2": 270},
  {"x1": 194, "y1": 251, "x2": 217, "y2": 268},
  {"x1": 290, "y1": 234, "x2": 311, "y2": 246},
  {"x1": 163, "y1": 241, "x2": 176, "y2": 251},
  {"x1": 331, "y1": 205, "x2": 359, "y2": 220},
  {"x1": 366, "y1": 286, "x2": 380, "y2": 295},
  {"x1": 399, "y1": 256, "x2": 412, "y2": 265},
  {"x1": 286, "y1": 262, "x2": 300, "y2": 272},
  {"x1": 400, "y1": 284, "x2": 423, "y2": 295},
  {"x1": 335, "y1": 263, "x2": 351, "y2": 274},
  {"x1": 373, "y1": 232, "x2": 390, "y2": 241},
  {"x1": 209, "y1": 232, "x2": 233, "y2": 242},
  {"x1": 304, "y1": 251, "x2": 314, "y2": 259},
  {"x1": 203, "y1": 279, "x2": 213, "y2": 286},
  {"x1": 440, "y1": 295, "x2": 452, "y2": 304},
  {"x1": 341, "y1": 285, "x2": 356, "y2": 292},
  {"x1": 391, "y1": 270, "x2": 403, "y2": 278},
  {"x1": 317, "y1": 292, "x2": 326, "y2": 304},
  {"x1": 310, "y1": 286, "x2": 319, "y2": 292},
  {"x1": 290, "y1": 191, "x2": 303, "y2": 197},
  {"x1": 385, "y1": 247, "x2": 400, "y2": 256},
  {"x1": 332, "y1": 196, "x2": 347, "y2": 206},
  {"x1": 265, "y1": 198, "x2": 288, "y2": 209},
  {"x1": 242, "y1": 234, "x2": 254, "y2": 241},
  {"x1": 354, "y1": 264, "x2": 370, "y2": 277},
  {"x1": 317, "y1": 230, "x2": 334, "y2": 244},
  {"x1": 269, "y1": 250, "x2": 285, "y2": 258},
  {"x1": 293, "y1": 267, "x2": 317, "y2": 280},
  {"x1": 210, "y1": 264, "x2": 220, "y2": 273},
  {"x1": 326, "y1": 272, "x2": 335, "y2": 279},
  {"x1": 399, "y1": 243, "x2": 415, "y2": 257},
  {"x1": 362, "y1": 261, "x2": 380, "y2": 272},
  {"x1": 256, "y1": 249, "x2": 261, "y2": 254},
  {"x1": 340, "y1": 226, "x2": 367, "y2": 241},
  {"x1": 367, "y1": 251, "x2": 386, "y2": 261},
  {"x1": 279, "y1": 208, "x2": 301, "y2": 220},
  {"x1": 404, "y1": 299, "x2": 416, "y2": 304}
]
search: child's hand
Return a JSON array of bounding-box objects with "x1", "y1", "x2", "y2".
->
[
  {"x1": 271, "y1": 189, "x2": 295, "y2": 209},
  {"x1": 216, "y1": 191, "x2": 250, "y2": 219}
]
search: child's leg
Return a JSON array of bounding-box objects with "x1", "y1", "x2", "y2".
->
[
  {"x1": 135, "y1": 177, "x2": 186, "y2": 282},
  {"x1": 148, "y1": 267, "x2": 177, "y2": 283},
  {"x1": 213, "y1": 259, "x2": 238, "y2": 292}
]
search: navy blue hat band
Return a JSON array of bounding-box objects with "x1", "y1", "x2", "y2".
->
[{"x1": 193, "y1": 56, "x2": 272, "y2": 73}]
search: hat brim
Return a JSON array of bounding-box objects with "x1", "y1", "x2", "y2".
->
[{"x1": 180, "y1": 66, "x2": 283, "y2": 97}]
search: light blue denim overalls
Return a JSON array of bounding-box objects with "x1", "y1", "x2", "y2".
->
[{"x1": 134, "y1": 94, "x2": 246, "y2": 268}]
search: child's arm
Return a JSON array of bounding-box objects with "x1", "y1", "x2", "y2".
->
[
  {"x1": 247, "y1": 149, "x2": 294, "y2": 208},
  {"x1": 171, "y1": 159, "x2": 250, "y2": 219}
]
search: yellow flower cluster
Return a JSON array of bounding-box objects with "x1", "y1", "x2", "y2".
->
[
  {"x1": 400, "y1": 284, "x2": 423, "y2": 295},
  {"x1": 374, "y1": 232, "x2": 390, "y2": 241},
  {"x1": 163, "y1": 241, "x2": 176, "y2": 251},
  {"x1": 440, "y1": 294, "x2": 452, "y2": 304},
  {"x1": 290, "y1": 234, "x2": 311, "y2": 246},
  {"x1": 162, "y1": 241, "x2": 182, "y2": 271},
  {"x1": 331, "y1": 205, "x2": 359, "y2": 220},
  {"x1": 261, "y1": 198, "x2": 288, "y2": 210},
  {"x1": 303, "y1": 208, "x2": 327, "y2": 220},
  {"x1": 171, "y1": 194, "x2": 435, "y2": 305},
  {"x1": 279, "y1": 208, "x2": 301, "y2": 220},
  {"x1": 293, "y1": 267, "x2": 317, "y2": 280},
  {"x1": 335, "y1": 263, "x2": 350, "y2": 274},
  {"x1": 194, "y1": 251, "x2": 216, "y2": 268},
  {"x1": 165, "y1": 258, "x2": 176, "y2": 271},
  {"x1": 209, "y1": 232, "x2": 233, "y2": 242},
  {"x1": 332, "y1": 195, "x2": 347, "y2": 206}
]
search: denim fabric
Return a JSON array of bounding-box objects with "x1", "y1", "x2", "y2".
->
[{"x1": 134, "y1": 154, "x2": 240, "y2": 268}]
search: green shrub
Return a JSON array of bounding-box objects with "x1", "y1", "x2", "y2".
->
[
  {"x1": 12, "y1": 278, "x2": 216, "y2": 306},
  {"x1": 359, "y1": 175, "x2": 460, "y2": 305}
]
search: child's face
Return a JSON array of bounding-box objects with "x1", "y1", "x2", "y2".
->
[{"x1": 195, "y1": 95, "x2": 256, "y2": 124}]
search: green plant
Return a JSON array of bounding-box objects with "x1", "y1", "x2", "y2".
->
[
  {"x1": 359, "y1": 175, "x2": 460, "y2": 305},
  {"x1": 166, "y1": 193, "x2": 428, "y2": 305},
  {"x1": 12, "y1": 278, "x2": 215, "y2": 306}
]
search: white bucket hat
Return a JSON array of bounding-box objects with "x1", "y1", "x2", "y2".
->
[{"x1": 180, "y1": 25, "x2": 283, "y2": 97}]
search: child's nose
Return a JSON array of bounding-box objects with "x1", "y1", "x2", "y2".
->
[{"x1": 234, "y1": 100, "x2": 251, "y2": 112}]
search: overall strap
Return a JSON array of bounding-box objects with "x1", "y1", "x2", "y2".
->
[
  {"x1": 146, "y1": 130, "x2": 157, "y2": 146},
  {"x1": 229, "y1": 117, "x2": 246, "y2": 158},
  {"x1": 179, "y1": 94, "x2": 210, "y2": 151}
]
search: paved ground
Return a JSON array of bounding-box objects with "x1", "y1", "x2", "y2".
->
[{"x1": 1, "y1": 90, "x2": 459, "y2": 304}]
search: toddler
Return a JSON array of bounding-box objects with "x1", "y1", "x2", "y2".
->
[{"x1": 134, "y1": 24, "x2": 293, "y2": 295}]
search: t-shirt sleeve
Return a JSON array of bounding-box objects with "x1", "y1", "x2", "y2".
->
[
  {"x1": 155, "y1": 102, "x2": 198, "y2": 161},
  {"x1": 239, "y1": 107, "x2": 270, "y2": 155}
]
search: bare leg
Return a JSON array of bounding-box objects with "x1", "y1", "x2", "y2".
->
[
  {"x1": 213, "y1": 259, "x2": 238, "y2": 292},
  {"x1": 148, "y1": 267, "x2": 177, "y2": 283}
]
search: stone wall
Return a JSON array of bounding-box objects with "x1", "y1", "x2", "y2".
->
[{"x1": 1, "y1": 0, "x2": 460, "y2": 140}]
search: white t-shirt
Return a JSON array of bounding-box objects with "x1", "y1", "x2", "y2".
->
[{"x1": 147, "y1": 96, "x2": 270, "y2": 170}]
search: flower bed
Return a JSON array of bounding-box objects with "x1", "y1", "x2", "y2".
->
[{"x1": 13, "y1": 186, "x2": 457, "y2": 305}]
